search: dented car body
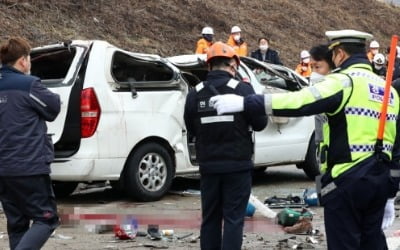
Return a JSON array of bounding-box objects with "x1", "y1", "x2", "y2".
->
[
  {"x1": 30, "y1": 41, "x2": 317, "y2": 201},
  {"x1": 168, "y1": 55, "x2": 318, "y2": 178}
]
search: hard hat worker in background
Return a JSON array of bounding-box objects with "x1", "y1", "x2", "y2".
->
[
  {"x1": 372, "y1": 53, "x2": 387, "y2": 79},
  {"x1": 184, "y1": 42, "x2": 267, "y2": 250},
  {"x1": 210, "y1": 30, "x2": 400, "y2": 250},
  {"x1": 367, "y1": 40, "x2": 380, "y2": 62},
  {"x1": 226, "y1": 25, "x2": 248, "y2": 56},
  {"x1": 295, "y1": 50, "x2": 312, "y2": 79},
  {"x1": 195, "y1": 26, "x2": 214, "y2": 54}
]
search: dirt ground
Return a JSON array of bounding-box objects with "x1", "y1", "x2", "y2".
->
[
  {"x1": 0, "y1": 166, "x2": 399, "y2": 250},
  {"x1": 0, "y1": 197, "x2": 327, "y2": 250}
]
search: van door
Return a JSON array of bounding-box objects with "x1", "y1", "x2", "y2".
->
[{"x1": 30, "y1": 41, "x2": 92, "y2": 157}]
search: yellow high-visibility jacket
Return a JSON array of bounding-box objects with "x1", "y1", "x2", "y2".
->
[{"x1": 263, "y1": 63, "x2": 399, "y2": 178}]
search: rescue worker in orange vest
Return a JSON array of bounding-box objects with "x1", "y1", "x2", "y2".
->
[
  {"x1": 295, "y1": 50, "x2": 312, "y2": 79},
  {"x1": 367, "y1": 40, "x2": 380, "y2": 62},
  {"x1": 226, "y1": 26, "x2": 248, "y2": 56},
  {"x1": 195, "y1": 27, "x2": 214, "y2": 54}
]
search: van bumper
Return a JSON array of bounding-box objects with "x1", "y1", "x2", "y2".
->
[{"x1": 50, "y1": 158, "x2": 124, "y2": 182}]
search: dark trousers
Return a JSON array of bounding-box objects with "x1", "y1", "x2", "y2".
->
[
  {"x1": 200, "y1": 170, "x2": 252, "y2": 250},
  {"x1": 0, "y1": 175, "x2": 59, "y2": 250},
  {"x1": 321, "y1": 156, "x2": 390, "y2": 250}
]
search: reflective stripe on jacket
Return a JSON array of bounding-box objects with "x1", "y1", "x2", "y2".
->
[
  {"x1": 263, "y1": 62, "x2": 399, "y2": 178},
  {"x1": 184, "y1": 70, "x2": 267, "y2": 174}
]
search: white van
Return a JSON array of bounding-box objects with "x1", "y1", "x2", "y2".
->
[{"x1": 30, "y1": 41, "x2": 317, "y2": 201}]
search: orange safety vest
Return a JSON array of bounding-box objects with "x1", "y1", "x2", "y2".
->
[
  {"x1": 295, "y1": 63, "x2": 312, "y2": 77},
  {"x1": 226, "y1": 35, "x2": 248, "y2": 56},
  {"x1": 366, "y1": 51, "x2": 374, "y2": 63},
  {"x1": 195, "y1": 38, "x2": 213, "y2": 54}
]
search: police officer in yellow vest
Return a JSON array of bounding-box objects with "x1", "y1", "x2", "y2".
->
[{"x1": 210, "y1": 30, "x2": 400, "y2": 250}]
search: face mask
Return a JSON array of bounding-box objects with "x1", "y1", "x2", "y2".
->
[
  {"x1": 309, "y1": 72, "x2": 325, "y2": 84},
  {"x1": 233, "y1": 35, "x2": 241, "y2": 42},
  {"x1": 374, "y1": 64, "x2": 383, "y2": 70},
  {"x1": 203, "y1": 34, "x2": 213, "y2": 42},
  {"x1": 301, "y1": 65, "x2": 309, "y2": 72},
  {"x1": 259, "y1": 45, "x2": 268, "y2": 51}
]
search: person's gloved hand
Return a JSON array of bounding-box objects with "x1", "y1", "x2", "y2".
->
[
  {"x1": 382, "y1": 198, "x2": 395, "y2": 230},
  {"x1": 210, "y1": 94, "x2": 244, "y2": 115}
]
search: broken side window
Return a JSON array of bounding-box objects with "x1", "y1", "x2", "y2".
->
[
  {"x1": 111, "y1": 51, "x2": 175, "y2": 90},
  {"x1": 31, "y1": 48, "x2": 77, "y2": 86}
]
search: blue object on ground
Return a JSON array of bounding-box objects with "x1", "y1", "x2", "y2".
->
[
  {"x1": 303, "y1": 188, "x2": 319, "y2": 206},
  {"x1": 246, "y1": 202, "x2": 256, "y2": 217}
]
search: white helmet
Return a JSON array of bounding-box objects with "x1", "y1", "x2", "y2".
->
[
  {"x1": 202, "y1": 27, "x2": 214, "y2": 35},
  {"x1": 370, "y1": 40, "x2": 380, "y2": 49},
  {"x1": 300, "y1": 50, "x2": 310, "y2": 59},
  {"x1": 231, "y1": 26, "x2": 241, "y2": 33},
  {"x1": 373, "y1": 53, "x2": 385, "y2": 65}
]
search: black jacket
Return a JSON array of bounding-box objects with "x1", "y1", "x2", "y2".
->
[
  {"x1": 0, "y1": 66, "x2": 60, "y2": 176},
  {"x1": 251, "y1": 49, "x2": 283, "y2": 65},
  {"x1": 394, "y1": 59, "x2": 400, "y2": 80},
  {"x1": 373, "y1": 65, "x2": 387, "y2": 78},
  {"x1": 184, "y1": 70, "x2": 267, "y2": 174}
]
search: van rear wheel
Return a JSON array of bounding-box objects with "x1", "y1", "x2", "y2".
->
[{"x1": 124, "y1": 143, "x2": 174, "y2": 201}]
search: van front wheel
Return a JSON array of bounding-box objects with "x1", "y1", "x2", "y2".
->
[
  {"x1": 296, "y1": 133, "x2": 320, "y2": 180},
  {"x1": 124, "y1": 143, "x2": 174, "y2": 201}
]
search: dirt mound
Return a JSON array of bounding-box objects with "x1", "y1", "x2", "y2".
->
[{"x1": 1, "y1": 0, "x2": 400, "y2": 68}]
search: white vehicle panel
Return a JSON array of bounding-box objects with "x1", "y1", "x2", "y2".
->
[{"x1": 45, "y1": 46, "x2": 87, "y2": 142}]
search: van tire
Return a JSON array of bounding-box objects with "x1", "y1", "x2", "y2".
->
[
  {"x1": 124, "y1": 143, "x2": 174, "y2": 201},
  {"x1": 52, "y1": 181, "x2": 78, "y2": 198},
  {"x1": 296, "y1": 133, "x2": 320, "y2": 180}
]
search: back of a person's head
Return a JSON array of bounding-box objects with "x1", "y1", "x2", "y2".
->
[
  {"x1": 209, "y1": 57, "x2": 232, "y2": 70},
  {"x1": 0, "y1": 37, "x2": 31, "y2": 65}
]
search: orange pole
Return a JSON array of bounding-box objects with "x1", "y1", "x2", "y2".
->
[{"x1": 377, "y1": 35, "x2": 398, "y2": 140}]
